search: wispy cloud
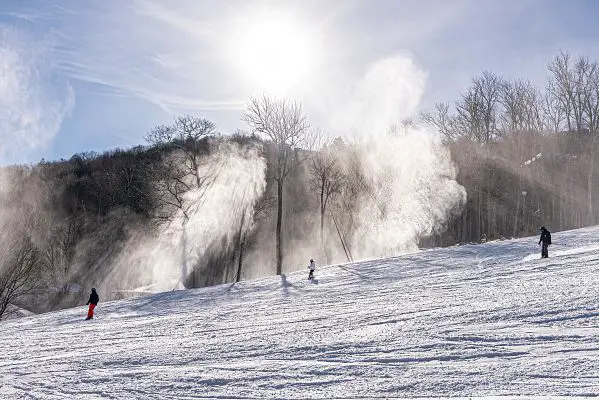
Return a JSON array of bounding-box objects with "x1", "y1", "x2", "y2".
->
[
  {"x1": 0, "y1": 26, "x2": 74, "y2": 164},
  {"x1": 9, "y1": 1, "x2": 358, "y2": 117},
  {"x1": 3, "y1": 0, "x2": 599, "y2": 162},
  {"x1": 20, "y1": 0, "x2": 248, "y2": 115},
  {"x1": 0, "y1": 2, "x2": 528, "y2": 118}
]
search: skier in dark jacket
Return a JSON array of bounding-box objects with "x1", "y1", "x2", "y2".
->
[
  {"x1": 307, "y1": 259, "x2": 316, "y2": 280},
  {"x1": 86, "y1": 288, "x2": 99, "y2": 320},
  {"x1": 539, "y1": 227, "x2": 551, "y2": 258}
]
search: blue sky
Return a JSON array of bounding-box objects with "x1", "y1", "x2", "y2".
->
[{"x1": 1, "y1": 0, "x2": 599, "y2": 164}]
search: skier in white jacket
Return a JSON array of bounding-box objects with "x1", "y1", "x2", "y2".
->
[{"x1": 307, "y1": 259, "x2": 316, "y2": 280}]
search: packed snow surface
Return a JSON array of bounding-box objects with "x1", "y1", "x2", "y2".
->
[
  {"x1": 1, "y1": 227, "x2": 598, "y2": 399},
  {"x1": 2, "y1": 304, "x2": 35, "y2": 320}
]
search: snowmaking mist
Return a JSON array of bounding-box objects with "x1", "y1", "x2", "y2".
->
[
  {"x1": 317, "y1": 55, "x2": 466, "y2": 259},
  {"x1": 346, "y1": 128, "x2": 465, "y2": 258},
  {"x1": 0, "y1": 25, "x2": 72, "y2": 263},
  {"x1": 0, "y1": 26, "x2": 74, "y2": 310},
  {"x1": 105, "y1": 140, "x2": 267, "y2": 292}
]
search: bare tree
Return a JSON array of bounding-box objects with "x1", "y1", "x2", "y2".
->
[
  {"x1": 547, "y1": 52, "x2": 599, "y2": 222},
  {"x1": 543, "y1": 90, "x2": 566, "y2": 133},
  {"x1": 44, "y1": 216, "x2": 80, "y2": 288},
  {"x1": 145, "y1": 115, "x2": 218, "y2": 282},
  {"x1": 234, "y1": 193, "x2": 275, "y2": 283},
  {"x1": 499, "y1": 79, "x2": 544, "y2": 135},
  {"x1": 242, "y1": 95, "x2": 312, "y2": 274},
  {"x1": 145, "y1": 115, "x2": 217, "y2": 220},
  {"x1": 0, "y1": 235, "x2": 42, "y2": 321},
  {"x1": 420, "y1": 102, "x2": 459, "y2": 141},
  {"x1": 455, "y1": 71, "x2": 502, "y2": 144},
  {"x1": 309, "y1": 140, "x2": 344, "y2": 262},
  {"x1": 547, "y1": 51, "x2": 584, "y2": 133}
]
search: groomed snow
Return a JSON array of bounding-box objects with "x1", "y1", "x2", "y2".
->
[
  {"x1": 1, "y1": 227, "x2": 598, "y2": 399},
  {"x1": 2, "y1": 304, "x2": 35, "y2": 320}
]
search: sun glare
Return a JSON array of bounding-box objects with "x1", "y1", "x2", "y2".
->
[{"x1": 229, "y1": 11, "x2": 317, "y2": 94}]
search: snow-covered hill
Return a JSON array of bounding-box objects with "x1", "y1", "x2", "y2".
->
[
  {"x1": 2, "y1": 304, "x2": 35, "y2": 320},
  {"x1": 1, "y1": 227, "x2": 598, "y2": 399}
]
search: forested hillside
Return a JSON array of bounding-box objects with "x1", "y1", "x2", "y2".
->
[
  {"x1": 421, "y1": 51, "x2": 599, "y2": 246},
  {"x1": 1, "y1": 51, "x2": 598, "y2": 319}
]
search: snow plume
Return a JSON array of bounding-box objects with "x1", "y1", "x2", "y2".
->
[
  {"x1": 324, "y1": 55, "x2": 466, "y2": 258},
  {"x1": 107, "y1": 140, "x2": 267, "y2": 291},
  {"x1": 0, "y1": 27, "x2": 74, "y2": 163},
  {"x1": 344, "y1": 129, "x2": 465, "y2": 258},
  {"x1": 172, "y1": 140, "x2": 267, "y2": 284},
  {"x1": 326, "y1": 55, "x2": 426, "y2": 137}
]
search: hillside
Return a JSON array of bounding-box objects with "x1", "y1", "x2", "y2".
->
[{"x1": 1, "y1": 227, "x2": 598, "y2": 398}]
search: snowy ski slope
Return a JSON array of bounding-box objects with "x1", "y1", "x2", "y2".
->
[{"x1": 1, "y1": 227, "x2": 598, "y2": 399}]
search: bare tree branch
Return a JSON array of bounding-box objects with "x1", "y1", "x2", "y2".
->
[
  {"x1": 242, "y1": 95, "x2": 312, "y2": 274},
  {"x1": 0, "y1": 235, "x2": 43, "y2": 321}
]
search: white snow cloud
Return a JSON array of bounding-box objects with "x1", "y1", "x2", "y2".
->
[
  {"x1": 348, "y1": 128, "x2": 466, "y2": 258},
  {"x1": 104, "y1": 140, "x2": 267, "y2": 290},
  {"x1": 324, "y1": 55, "x2": 428, "y2": 136},
  {"x1": 315, "y1": 54, "x2": 466, "y2": 258}
]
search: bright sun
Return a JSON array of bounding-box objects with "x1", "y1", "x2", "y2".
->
[{"x1": 229, "y1": 11, "x2": 317, "y2": 93}]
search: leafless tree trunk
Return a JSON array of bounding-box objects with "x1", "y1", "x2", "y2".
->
[
  {"x1": 547, "y1": 52, "x2": 599, "y2": 221},
  {"x1": 44, "y1": 216, "x2": 80, "y2": 288},
  {"x1": 547, "y1": 51, "x2": 584, "y2": 133},
  {"x1": 145, "y1": 115, "x2": 218, "y2": 220},
  {"x1": 500, "y1": 79, "x2": 543, "y2": 135},
  {"x1": 454, "y1": 71, "x2": 501, "y2": 144},
  {"x1": 145, "y1": 115, "x2": 218, "y2": 284},
  {"x1": 543, "y1": 91, "x2": 566, "y2": 133},
  {"x1": 234, "y1": 194, "x2": 275, "y2": 282},
  {"x1": 420, "y1": 102, "x2": 458, "y2": 141},
  {"x1": 242, "y1": 96, "x2": 312, "y2": 275},
  {"x1": 309, "y1": 140, "x2": 344, "y2": 263},
  {"x1": 0, "y1": 236, "x2": 42, "y2": 321},
  {"x1": 588, "y1": 138, "x2": 596, "y2": 224}
]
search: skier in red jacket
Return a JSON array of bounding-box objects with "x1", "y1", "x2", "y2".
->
[{"x1": 86, "y1": 288, "x2": 99, "y2": 320}]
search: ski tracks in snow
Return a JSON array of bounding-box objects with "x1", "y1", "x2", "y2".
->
[{"x1": 0, "y1": 227, "x2": 598, "y2": 398}]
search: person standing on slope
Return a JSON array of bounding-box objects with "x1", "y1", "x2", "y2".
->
[
  {"x1": 85, "y1": 288, "x2": 99, "y2": 320},
  {"x1": 539, "y1": 227, "x2": 551, "y2": 258},
  {"x1": 308, "y1": 259, "x2": 316, "y2": 280}
]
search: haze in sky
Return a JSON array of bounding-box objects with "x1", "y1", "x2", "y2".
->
[{"x1": 1, "y1": 0, "x2": 599, "y2": 164}]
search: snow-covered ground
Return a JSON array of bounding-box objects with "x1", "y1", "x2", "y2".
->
[
  {"x1": 1, "y1": 227, "x2": 598, "y2": 399},
  {"x1": 2, "y1": 304, "x2": 35, "y2": 320}
]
